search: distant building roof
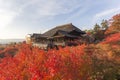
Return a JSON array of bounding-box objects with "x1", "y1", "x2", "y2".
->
[{"x1": 42, "y1": 23, "x2": 85, "y2": 38}]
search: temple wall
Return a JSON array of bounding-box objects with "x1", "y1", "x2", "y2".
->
[
  {"x1": 33, "y1": 42, "x2": 47, "y2": 49},
  {"x1": 54, "y1": 42, "x2": 65, "y2": 46}
]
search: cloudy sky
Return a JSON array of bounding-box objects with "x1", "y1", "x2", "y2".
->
[{"x1": 0, "y1": 0, "x2": 120, "y2": 39}]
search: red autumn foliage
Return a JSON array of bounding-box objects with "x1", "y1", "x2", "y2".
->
[
  {"x1": 0, "y1": 44, "x2": 92, "y2": 80},
  {"x1": 0, "y1": 31, "x2": 120, "y2": 80},
  {"x1": 101, "y1": 32, "x2": 120, "y2": 44},
  {"x1": 105, "y1": 14, "x2": 120, "y2": 35}
]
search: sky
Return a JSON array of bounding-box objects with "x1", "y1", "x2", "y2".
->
[{"x1": 0, "y1": 0, "x2": 120, "y2": 39}]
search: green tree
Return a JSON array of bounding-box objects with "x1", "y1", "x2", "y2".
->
[
  {"x1": 94, "y1": 23, "x2": 101, "y2": 32},
  {"x1": 101, "y1": 19, "x2": 108, "y2": 30},
  {"x1": 93, "y1": 23, "x2": 106, "y2": 41}
]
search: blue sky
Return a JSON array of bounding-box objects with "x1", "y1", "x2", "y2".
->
[{"x1": 0, "y1": 0, "x2": 120, "y2": 39}]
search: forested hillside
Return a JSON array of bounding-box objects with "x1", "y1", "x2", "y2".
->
[{"x1": 0, "y1": 14, "x2": 120, "y2": 80}]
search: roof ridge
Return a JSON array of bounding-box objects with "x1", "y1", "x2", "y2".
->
[{"x1": 56, "y1": 23, "x2": 72, "y2": 28}]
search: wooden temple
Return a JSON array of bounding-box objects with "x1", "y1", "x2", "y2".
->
[{"x1": 26, "y1": 23, "x2": 86, "y2": 49}]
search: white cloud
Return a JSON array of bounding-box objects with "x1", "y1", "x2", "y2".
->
[
  {"x1": 65, "y1": 7, "x2": 87, "y2": 22},
  {"x1": 0, "y1": 0, "x2": 22, "y2": 39},
  {"x1": 0, "y1": 0, "x2": 20, "y2": 29},
  {"x1": 36, "y1": 0, "x2": 81, "y2": 16},
  {"x1": 95, "y1": 7, "x2": 120, "y2": 18},
  {"x1": 0, "y1": 9, "x2": 17, "y2": 28},
  {"x1": 19, "y1": 0, "x2": 83, "y2": 17},
  {"x1": 65, "y1": 0, "x2": 93, "y2": 22},
  {"x1": 0, "y1": 0, "x2": 82, "y2": 38},
  {"x1": 92, "y1": 7, "x2": 120, "y2": 24},
  {"x1": 0, "y1": 0, "x2": 82, "y2": 28}
]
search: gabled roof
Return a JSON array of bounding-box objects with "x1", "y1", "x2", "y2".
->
[{"x1": 42, "y1": 23, "x2": 85, "y2": 37}]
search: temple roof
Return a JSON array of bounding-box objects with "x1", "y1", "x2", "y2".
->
[
  {"x1": 28, "y1": 23, "x2": 86, "y2": 39},
  {"x1": 42, "y1": 23, "x2": 85, "y2": 38}
]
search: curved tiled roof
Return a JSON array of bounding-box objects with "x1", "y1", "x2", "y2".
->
[{"x1": 42, "y1": 23, "x2": 85, "y2": 37}]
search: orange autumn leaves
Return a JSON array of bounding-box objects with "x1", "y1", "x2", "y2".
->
[{"x1": 0, "y1": 44, "x2": 92, "y2": 80}]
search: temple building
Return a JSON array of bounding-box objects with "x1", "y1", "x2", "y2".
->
[{"x1": 26, "y1": 23, "x2": 86, "y2": 49}]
